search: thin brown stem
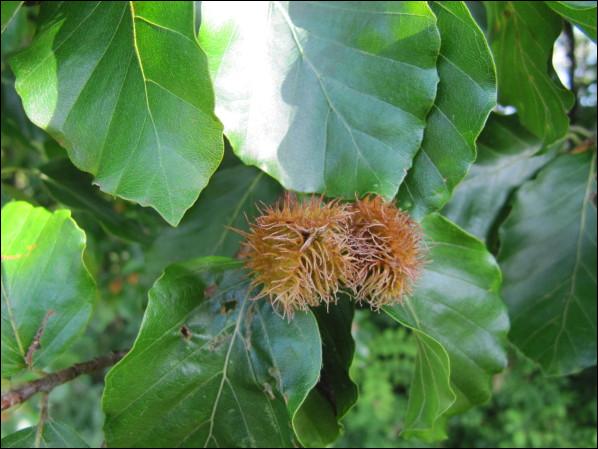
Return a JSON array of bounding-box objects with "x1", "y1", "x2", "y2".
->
[
  {"x1": 34, "y1": 393, "x2": 49, "y2": 448},
  {"x1": 1, "y1": 350, "x2": 127, "y2": 411}
]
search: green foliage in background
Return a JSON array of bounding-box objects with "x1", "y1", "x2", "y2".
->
[{"x1": 336, "y1": 312, "x2": 598, "y2": 448}]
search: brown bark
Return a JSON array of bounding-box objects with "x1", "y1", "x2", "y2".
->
[{"x1": 1, "y1": 350, "x2": 127, "y2": 411}]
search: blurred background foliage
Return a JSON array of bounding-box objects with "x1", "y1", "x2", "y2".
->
[
  {"x1": 1, "y1": 2, "x2": 596, "y2": 448},
  {"x1": 334, "y1": 312, "x2": 597, "y2": 448}
]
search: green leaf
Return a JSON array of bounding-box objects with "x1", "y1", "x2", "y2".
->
[
  {"x1": 443, "y1": 113, "x2": 554, "y2": 242},
  {"x1": 103, "y1": 257, "x2": 322, "y2": 448},
  {"x1": 485, "y1": 2, "x2": 575, "y2": 144},
  {"x1": 498, "y1": 151, "x2": 597, "y2": 375},
  {"x1": 312, "y1": 301, "x2": 357, "y2": 422},
  {"x1": 292, "y1": 391, "x2": 339, "y2": 448},
  {"x1": 398, "y1": 1, "x2": 497, "y2": 218},
  {"x1": 384, "y1": 214, "x2": 509, "y2": 416},
  {"x1": 199, "y1": 1, "x2": 440, "y2": 199},
  {"x1": 1, "y1": 69, "x2": 45, "y2": 153},
  {"x1": 40, "y1": 158, "x2": 154, "y2": 245},
  {"x1": 10, "y1": 2, "x2": 224, "y2": 226},
  {"x1": 1, "y1": 1, "x2": 22, "y2": 34},
  {"x1": 1, "y1": 202, "x2": 95, "y2": 377},
  {"x1": 401, "y1": 329, "x2": 454, "y2": 441},
  {"x1": 146, "y1": 164, "x2": 282, "y2": 277},
  {"x1": 0, "y1": 421, "x2": 89, "y2": 448},
  {"x1": 294, "y1": 300, "x2": 358, "y2": 447},
  {"x1": 546, "y1": 1, "x2": 597, "y2": 42}
]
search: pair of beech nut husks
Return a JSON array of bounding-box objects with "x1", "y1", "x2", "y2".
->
[{"x1": 239, "y1": 194, "x2": 424, "y2": 318}]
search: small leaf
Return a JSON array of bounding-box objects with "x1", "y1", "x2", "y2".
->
[
  {"x1": 402, "y1": 329, "x2": 454, "y2": 441},
  {"x1": 103, "y1": 257, "x2": 322, "y2": 448},
  {"x1": 292, "y1": 390, "x2": 340, "y2": 448},
  {"x1": 442, "y1": 113, "x2": 554, "y2": 242},
  {"x1": 1, "y1": 201, "x2": 95, "y2": 377},
  {"x1": 10, "y1": 2, "x2": 224, "y2": 225},
  {"x1": 0, "y1": 421, "x2": 89, "y2": 448},
  {"x1": 294, "y1": 300, "x2": 358, "y2": 447},
  {"x1": 398, "y1": 1, "x2": 497, "y2": 218},
  {"x1": 199, "y1": 1, "x2": 440, "y2": 199},
  {"x1": 385, "y1": 214, "x2": 509, "y2": 417},
  {"x1": 546, "y1": 1, "x2": 597, "y2": 42},
  {"x1": 498, "y1": 151, "x2": 597, "y2": 375},
  {"x1": 485, "y1": 2, "x2": 574, "y2": 144}
]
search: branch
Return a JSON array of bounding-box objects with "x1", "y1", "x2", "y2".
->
[{"x1": 1, "y1": 350, "x2": 127, "y2": 411}]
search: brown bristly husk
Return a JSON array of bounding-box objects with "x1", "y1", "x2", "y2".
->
[
  {"x1": 239, "y1": 193, "x2": 354, "y2": 318},
  {"x1": 349, "y1": 195, "x2": 424, "y2": 309}
]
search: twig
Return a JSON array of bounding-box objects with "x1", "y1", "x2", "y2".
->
[
  {"x1": 1, "y1": 350, "x2": 127, "y2": 411},
  {"x1": 34, "y1": 393, "x2": 49, "y2": 448}
]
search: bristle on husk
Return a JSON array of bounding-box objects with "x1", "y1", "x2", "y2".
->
[
  {"x1": 240, "y1": 194, "x2": 354, "y2": 318},
  {"x1": 349, "y1": 196, "x2": 424, "y2": 309}
]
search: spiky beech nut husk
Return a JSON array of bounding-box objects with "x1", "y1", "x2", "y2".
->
[
  {"x1": 240, "y1": 194, "x2": 354, "y2": 318},
  {"x1": 349, "y1": 195, "x2": 424, "y2": 309}
]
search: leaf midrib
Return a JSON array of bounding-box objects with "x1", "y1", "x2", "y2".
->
[
  {"x1": 273, "y1": 1, "x2": 403, "y2": 189},
  {"x1": 128, "y1": 1, "x2": 173, "y2": 220}
]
